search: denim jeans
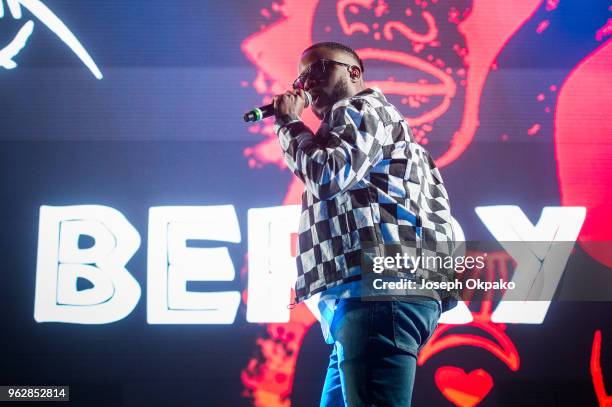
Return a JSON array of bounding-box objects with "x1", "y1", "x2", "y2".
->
[{"x1": 319, "y1": 298, "x2": 441, "y2": 407}]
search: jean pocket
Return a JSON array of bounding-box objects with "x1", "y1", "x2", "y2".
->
[
  {"x1": 329, "y1": 299, "x2": 370, "y2": 347},
  {"x1": 419, "y1": 300, "x2": 441, "y2": 351},
  {"x1": 392, "y1": 300, "x2": 441, "y2": 356}
]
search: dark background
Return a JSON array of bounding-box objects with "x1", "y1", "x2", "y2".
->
[{"x1": 1, "y1": 1, "x2": 610, "y2": 405}]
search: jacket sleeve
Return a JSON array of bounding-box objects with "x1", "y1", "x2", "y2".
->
[{"x1": 274, "y1": 98, "x2": 388, "y2": 200}]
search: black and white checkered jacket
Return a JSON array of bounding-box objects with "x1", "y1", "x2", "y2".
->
[{"x1": 274, "y1": 87, "x2": 456, "y2": 310}]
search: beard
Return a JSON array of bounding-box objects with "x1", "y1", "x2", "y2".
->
[
  {"x1": 329, "y1": 77, "x2": 350, "y2": 103},
  {"x1": 313, "y1": 77, "x2": 350, "y2": 120}
]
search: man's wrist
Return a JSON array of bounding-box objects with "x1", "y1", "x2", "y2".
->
[{"x1": 275, "y1": 113, "x2": 301, "y2": 128}]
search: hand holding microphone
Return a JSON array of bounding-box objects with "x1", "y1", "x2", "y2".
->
[{"x1": 244, "y1": 88, "x2": 312, "y2": 122}]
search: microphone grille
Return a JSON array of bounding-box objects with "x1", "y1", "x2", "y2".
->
[{"x1": 303, "y1": 91, "x2": 312, "y2": 108}]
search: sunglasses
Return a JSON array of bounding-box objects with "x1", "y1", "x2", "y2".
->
[{"x1": 293, "y1": 59, "x2": 355, "y2": 90}]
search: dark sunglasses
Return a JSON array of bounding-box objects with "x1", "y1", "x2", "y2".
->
[{"x1": 293, "y1": 59, "x2": 355, "y2": 90}]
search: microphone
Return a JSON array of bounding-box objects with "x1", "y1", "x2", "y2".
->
[{"x1": 244, "y1": 91, "x2": 312, "y2": 122}]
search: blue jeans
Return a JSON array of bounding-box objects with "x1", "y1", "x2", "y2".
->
[{"x1": 320, "y1": 298, "x2": 441, "y2": 407}]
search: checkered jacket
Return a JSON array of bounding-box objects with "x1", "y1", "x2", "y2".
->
[{"x1": 274, "y1": 87, "x2": 456, "y2": 309}]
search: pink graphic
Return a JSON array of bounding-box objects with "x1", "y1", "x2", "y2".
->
[
  {"x1": 417, "y1": 250, "x2": 519, "y2": 405},
  {"x1": 536, "y1": 19, "x2": 550, "y2": 34},
  {"x1": 596, "y1": 18, "x2": 612, "y2": 41},
  {"x1": 242, "y1": 0, "x2": 544, "y2": 169},
  {"x1": 591, "y1": 330, "x2": 612, "y2": 407},
  {"x1": 241, "y1": 299, "x2": 317, "y2": 407},
  {"x1": 239, "y1": 1, "x2": 547, "y2": 405},
  {"x1": 527, "y1": 123, "x2": 541, "y2": 136},
  {"x1": 555, "y1": 39, "x2": 612, "y2": 268},
  {"x1": 545, "y1": 0, "x2": 559, "y2": 12},
  {"x1": 442, "y1": 0, "x2": 544, "y2": 166},
  {"x1": 355, "y1": 47, "x2": 457, "y2": 128},
  {"x1": 435, "y1": 367, "x2": 494, "y2": 407},
  {"x1": 418, "y1": 251, "x2": 519, "y2": 370}
]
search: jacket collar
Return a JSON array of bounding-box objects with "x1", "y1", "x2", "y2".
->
[
  {"x1": 321, "y1": 87, "x2": 385, "y2": 122},
  {"x1": 353, "y1": 86, "x2": 385, "y2": 101}
]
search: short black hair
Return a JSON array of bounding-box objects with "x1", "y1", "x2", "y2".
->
[{"x1": 302, "y1": 42, "x2": 364, "y2": 73}]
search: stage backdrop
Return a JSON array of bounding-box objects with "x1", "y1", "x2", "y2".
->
[{"x1": 1, "y1": 0, "x2": 611, "y2": 406}]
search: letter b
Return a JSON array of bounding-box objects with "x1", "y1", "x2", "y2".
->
[{"x1": 35, "y1": 205, "x2": 141, "y2": 324}]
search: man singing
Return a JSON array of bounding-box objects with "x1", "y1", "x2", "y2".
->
[{"x1": 272, "y1": 42, "x2": 456, "y2": 406}]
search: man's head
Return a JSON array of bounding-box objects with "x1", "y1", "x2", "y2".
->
[{"x1": 297, "y1": 42, "x2": 366, "y2": 119}]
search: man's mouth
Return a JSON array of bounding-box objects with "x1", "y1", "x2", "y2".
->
[{"x1": 357, "y1": 48, "x2": 457, "y2": 126}]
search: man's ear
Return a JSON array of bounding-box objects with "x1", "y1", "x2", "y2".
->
[{"x1": 350, "y1": 66, "x2": 361, "y2": 81}]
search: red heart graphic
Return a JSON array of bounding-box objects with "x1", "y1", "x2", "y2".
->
[{"x1": 434, "y1": 366, "x2": 493, "y2": 407}]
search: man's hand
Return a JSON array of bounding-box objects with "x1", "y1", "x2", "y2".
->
[{"x1": 273, "y1": 89, "x2": 307, "y2": 122}]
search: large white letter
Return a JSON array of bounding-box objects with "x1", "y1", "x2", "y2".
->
[
  {"x1": 35, "y1": 205, "x2": 141, "y2": 324},
  {"x1": 476, "y1": 205, "x2": 585, "y2": 324},
  {"x1": 246, "y1": 205, "x2": 308, "y2": 323},
  {"x1": 438, "y1": 216, "x2": 474, "y2": 324},
  {"x1": 147, "y1": 206, "x2": 241, "y2": 324}
]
